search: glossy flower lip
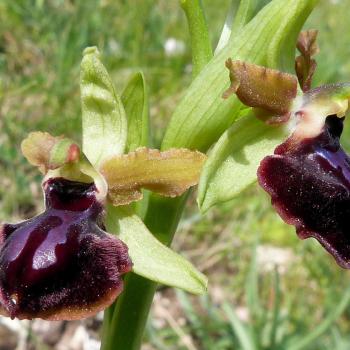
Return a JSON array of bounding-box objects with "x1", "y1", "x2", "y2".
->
[
  {"x1": 258, "y1": 115, "x2": 350, "y2": 268},
  {"x1": 0, "y1": 178, "x2": 132, "y2": 320}
]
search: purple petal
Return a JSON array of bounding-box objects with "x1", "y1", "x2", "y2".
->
[{"x1": 0, "y1": 178, "x2": 132, "y2": 320}]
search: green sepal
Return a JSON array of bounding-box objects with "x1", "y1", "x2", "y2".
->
[
  {"x1": 80, "y1": 46, "x2": 127, "y2": 168},
  {"x1": 121, "y1": 72, "x2": 150, "y2": 152},
  {"x1": 106, "y1": 206, "x2": 208, "y2": 295},
  {"x1": 197, "y1": 114, "x2": 288, "y2": 213}
]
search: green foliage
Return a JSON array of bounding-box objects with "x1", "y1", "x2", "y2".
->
[
  {"x1": 2, "y1": 0, "x2": 350, "y2": 349},
  {"x1": 230, "y1": 0, "x2": 270, "y2": 35},
  {"x1": 162, "y1": 0, "x2": 317, "y2": 152}
]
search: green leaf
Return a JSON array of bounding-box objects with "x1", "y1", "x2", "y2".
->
[
  {"x1": 121, "y1": 72, "x2": 150, "y2": 151},
  {"x1": 80, "y1": 46, "x2": 127, "y2": 168},
  {"x1": 214, "y1": 1, "x2": 236, "y2": 54},
  {"x1": 234, "y1": 0, "x2": 268, "y2": 31},
  {"x1": 106, "y1": 206, "x2": 208, "y2": 295},
  {"x1": 162, "y1": 0, "x2": 318, "y2": 152},
  {"x1": 198, "y1": 114, "x2": 288, "y2": 212},
  {"x1": 181, "y1": 0, "x2": 213, "y2": 77},
  {"x1": 223, "y1": 303, "x2": 257, "y2": 350},
  {"x1": 215, "y1": 0, "x2": 271, "y2": 54}
]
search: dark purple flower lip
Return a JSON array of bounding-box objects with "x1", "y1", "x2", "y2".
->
[
  {"x1": 0, "y1": 178, "x2": 132, "y2": 320},
  {"x1": 258, "y1": 115, "x2": 350, "y2": 268}
]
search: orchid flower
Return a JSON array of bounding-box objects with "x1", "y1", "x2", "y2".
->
[
  {"x1": 0, "y1": 49, "x2": 207, "y2": 320},
  {"x1": 223, "y1": 30, "x2": 350, "y2": 268}
]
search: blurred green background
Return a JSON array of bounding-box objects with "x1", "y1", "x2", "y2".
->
[{"x1": 1, "y1": 0, "x2": 350, "y2": 349}]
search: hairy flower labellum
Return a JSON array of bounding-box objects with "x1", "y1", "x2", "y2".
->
[
  {"x1": 0, "y1": 178, "x2": 132, "y2": 320},
  {"x1": 258, "y1": 115, "x2": 350, "y2": 267}
]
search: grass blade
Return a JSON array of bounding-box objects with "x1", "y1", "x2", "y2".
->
[
  {"x1": 287, "y1": 284, "x2": 350, "y2": 350},
  {"x1": 223, "y1": 303, "x2": 257, "y2": 350}
]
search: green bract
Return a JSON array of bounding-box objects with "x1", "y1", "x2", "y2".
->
[
  {"x1": 107, "y1": 206, "x2": 207, "y2": 295},
  {"x1": 198, "y1": 114, "x2": 288, "y2": 212}
]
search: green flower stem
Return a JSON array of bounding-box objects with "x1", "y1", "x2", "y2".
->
[
  {"x1": 100, "y1": 307, "x2": 114, "y2": 349},
  {"x1": 180, "y1": 0, "x2": 213, "y2": 77},
  {"x1": 101, "y1": 193, "x2": 189, "y2": 350},
  {"x1": 101, "y1": 274, "x2": 157, "y2": 350}
]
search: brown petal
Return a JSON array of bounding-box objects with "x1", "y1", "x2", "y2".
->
[
  {"x1": 297, "y1": 29, "x2": 319, "y2": 58},
  {"x1": 100, "y1": 147, "x2": 207, "y2": 206},
  {"x1": 21, "y1": 132, "x2": 80, "y2": 174},
  {"x1": 223, "y1": 59, "x2": 298, "y2": 119},
  {"x1": 295, "y1": 30, "x2": 319, "y2": 92}
]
